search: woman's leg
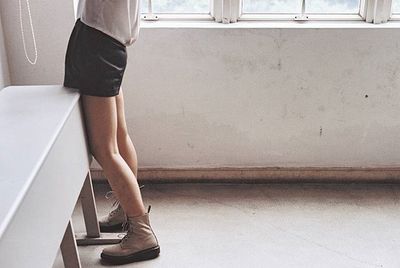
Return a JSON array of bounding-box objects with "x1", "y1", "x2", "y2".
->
[
  {"x1": 81, "y1": 94, "x2": 145, "y2": 217},
  {"x1": 116, "y1": 88, "x2": 138, "y2": 178}
]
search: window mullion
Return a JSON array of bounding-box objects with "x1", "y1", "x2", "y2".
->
[
  {"x1": 212, "y1": 0, "x2": 223, "y2": 22},
  {"x1": 143, "y1": 0, "x2": 159, "y2": 21},
  {"x1": 295, "y1": 0, "x2": 309, "y2": 21},
  {"x1": 213, "y1": 0, "x2": 240, "y2": 23},
  {"x1": 381, "y1": 0, "x2": 393, "y2": 21},
  {"x1": 222, "y1": 0, "x2": 231, "y2": 23},
  {"x1": 230, "y1": 0, "x2": 241, "y2": 22},
  {"x1": 363, "y1": 0, "x2": 392, "y2": 23},
  {"x1": 359, "y1": 0, "x2": 367, "y2": 18}
]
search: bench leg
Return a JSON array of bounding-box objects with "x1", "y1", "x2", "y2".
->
[
  {"x1": 61, "y1": 220, "x2": 82, "y2": 268},
  {"x1": 80, "y1": 171, "x2": 101, "y2": 238},
  {"x1": 76, "y1": 170, "x2": 123, "y2": 245}
]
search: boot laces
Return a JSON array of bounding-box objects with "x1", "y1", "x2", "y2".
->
[
  {"x1": 121, "y1": 218, "x2": 131, "y2": 232},
  {"x1": 109, "y1": 205, "x2": 122, "y2": 217},
  {"x1": 120, "y1": 218, "x2": 135, "y2": 246},
  {"x1": 120, "y1": 232, "x2": 133, "y2": 247},
  {"x1": 120, "y1": 205, "x2": 156, "y2": 248},
  {"x1": 105, "y1": 190, "x2": 120, "y2": 209},
  {"x1": 105, "y1": 185, "x2": 145, "y2": 221}
]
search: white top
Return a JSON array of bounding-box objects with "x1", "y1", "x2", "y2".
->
[{"x1": 77, "y1": 0, "x2": 141, "y2": 46}]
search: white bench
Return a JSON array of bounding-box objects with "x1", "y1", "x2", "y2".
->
[{"x1": 0, "y1": 85, "x2": 121, "y2": 268}]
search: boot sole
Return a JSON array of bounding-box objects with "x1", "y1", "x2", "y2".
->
[
  {"x1": 101, "y1": 246, "x2": 160, "y2": 265},
  {"x1": 99, "y1": 223, "x2": 123, "y2": 232}
]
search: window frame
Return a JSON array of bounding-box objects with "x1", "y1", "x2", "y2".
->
[
  {"x1": 140, "y1": 0, "x2": 214, "y2": 21},
  {"x1": 390, "y1": 0, "x2": 400, "y2": 20},
  {"x1": 141, "y1": 13, "x2": 214, "y2": 21},
  {"x1": 139, "y1": 0, "x2": 395, "y2": 24},
  {"x1": 362, "y1": 0, "x2": 393, "y2": 23},
  {"x1": 239, "y1": 0, "x2": 365, "y2": 22}
]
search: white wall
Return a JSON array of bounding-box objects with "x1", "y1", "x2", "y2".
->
[
  {"x1": 0, "y1": 0, "x2": 75, "y2": 85},
  {"x1": 125, "y1": 27, "x2": 400, "y2": 168},
  {"x1": 1, "y1": 0, "x2": 400, "y2": 168},
  {"x1": 0, "y1": 12, "x2": 10, "y2": 89}
]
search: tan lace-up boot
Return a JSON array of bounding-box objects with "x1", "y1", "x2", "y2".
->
[
  {"x1": 100, "y1": 206, "x2": 160, "y2": 264},
  {"x1": 98, "y1": 191, "x2": 126, "y2": 232}
]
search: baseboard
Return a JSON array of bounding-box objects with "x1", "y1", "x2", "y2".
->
[{"x1": 90, "y1": 166, "x2": 400, "y2": 183}]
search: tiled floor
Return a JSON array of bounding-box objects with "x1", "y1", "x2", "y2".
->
[{"x1": 53, "y1": 183, "x2": 400, "y2": 268}]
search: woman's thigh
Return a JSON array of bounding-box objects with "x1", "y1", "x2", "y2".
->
[{"x1": 81, "y1": 95, "x2": 119, "y2": 158}]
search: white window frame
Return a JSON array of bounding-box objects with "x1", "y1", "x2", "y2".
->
[
  {"x1": 362, "y1": 0, "x2": 393, "y2": 23},
  {"x1": 139, "y1": 0, "x2": 394, "y2": 24},
  {"x1": 239, "y1": 0, "x2": 363, "y2": 21},
  {"x1": 389, "y1": 0, "x2": 400, "y2": 20}
]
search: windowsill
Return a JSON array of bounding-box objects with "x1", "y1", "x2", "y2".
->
[{"x1": 140, "y1": 19, "x2": 400, "y2": 29}]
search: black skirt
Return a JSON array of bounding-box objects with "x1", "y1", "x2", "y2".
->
[{"x1": 63, "y1": 19, "x2": 127, "y2": 97}]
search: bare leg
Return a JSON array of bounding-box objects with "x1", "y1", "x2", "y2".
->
[
  {"x1": 81, "y1": 95, "x2": 145, "y2": 217},
  {"x1": 116, "y1": 88, "x2": 138, "y2": 178}
]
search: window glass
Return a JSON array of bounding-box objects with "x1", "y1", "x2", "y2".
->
[
  {"x1": 242, "y1": 0, "x2": 302, "y2": 13},
  {"x1": 306, "y1": 0, "x2": 360, "y2": 13},
  {"x1": 242, "y1": 0, "x2": 360, "y2": 14},
  {"x1": 141, "y1": 0, "x2": 210, "y2": 13},
  {"x1": 393, "y1": 0, "x2": 400, "y2": 13}
]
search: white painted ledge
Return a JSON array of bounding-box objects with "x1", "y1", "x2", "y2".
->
[{"x1": 141, "y1": 20, "x2": 400, "y2": 29}]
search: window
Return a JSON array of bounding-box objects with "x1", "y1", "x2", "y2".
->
[
  {"x1": 241, "y1": 0, "x2": 361, "y2": 15},
  {"x1": 392, "y1": 0, "x2": 400, "y2": 14},
  {"x1": 140, "y1": 0, "x2": 211, "y2": 14},
  {"x1": 137, "y1": 0, "x2": 400, "y2": 23},
  {"x1": 242, "y1": 0, "x2": 302, "y2": 13},
  {"x1": 306, "y1": 0, "x2": 360, "y2": 14}
]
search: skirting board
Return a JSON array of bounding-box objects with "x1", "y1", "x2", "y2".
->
[{"x1": 90, "y1": 167, "x2": 400, "y2": 183}]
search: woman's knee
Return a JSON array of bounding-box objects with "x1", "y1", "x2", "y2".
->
[{"x1": 90, "y1": 143, "x2": 119, "y2": 166}]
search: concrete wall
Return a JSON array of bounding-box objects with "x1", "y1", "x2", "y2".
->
[
  {"x1": 0, "y1": 13, "x2": 10, "y2": 89},
  {"x1": 1, "y1": 0, "x2": 400, "y2": 168},
  {"x1": 125, "y1": 27, "x2": 400, "y2": 168}
]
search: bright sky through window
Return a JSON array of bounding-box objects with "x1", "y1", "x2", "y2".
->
[
  {"x1": 243, "y1": 0, "x2": 302, "y2": 13},
  {"x1": 393, "y1": 0, "x2": 400, "y2": 13},
  {"x1": 306, "y1": 0, "x2": 360, "y2": 13},
  {"x1": 140, "y1": 0, "x2": 210, "y2": 13}
]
